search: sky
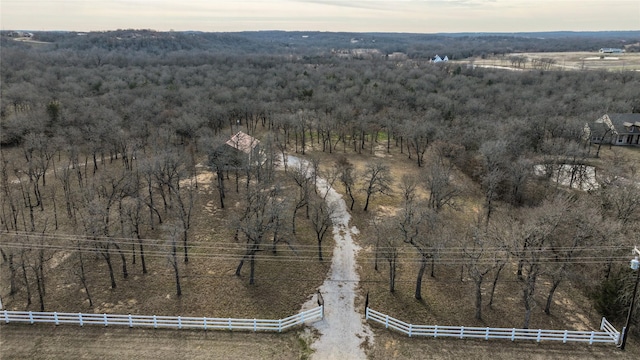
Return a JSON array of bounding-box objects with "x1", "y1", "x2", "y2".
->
[{"x1": 1, "y1": 0, "x2": 639, "y2": 33}]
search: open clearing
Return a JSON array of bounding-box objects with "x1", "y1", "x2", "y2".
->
[{"x1": 463, "y1": 51, "x2": 640, "y2": 71}]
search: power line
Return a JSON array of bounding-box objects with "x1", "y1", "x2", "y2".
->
[{"x1": 2, "y1": 230, "x2": 632, "y2": 253}]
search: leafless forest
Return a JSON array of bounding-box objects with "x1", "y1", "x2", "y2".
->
[{"x1": 1, "y1": 30, "x2": 640, "y2": 343}]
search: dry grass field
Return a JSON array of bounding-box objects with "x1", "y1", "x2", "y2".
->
[{"x1": 461, "y1": 51, "x2": 640, "y2": 71}]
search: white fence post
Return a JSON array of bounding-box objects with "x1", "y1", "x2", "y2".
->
[
  {"x1": 408, "y1": 323, "x2": 412, "y2": 337},
  {"x1": 103, "y1": 313, "x2": 108, "y2": 327},
  {"x1": 153, "y1": 315, "x2": 157, "y2": 329},
  {"x1": 178, "y1": 316, "x2": 182, "y2": 329},
  {"x1": 79, "y1": 313, "x2": 83, "y2": 327},
  {"x1": 365, "y1": 307, "x2": 369, "y2": 320},
  {"x1": 460, "y1": 326, "x2": 464, "y2": 339},
  {"x1": 278, "y1": 319, "x2": 282, "y2": 332},
  {"x1": 536, "y1": 329, "x2": 542, "y2": 342},
  {"x1": 54, "y1": 312, "x2": 59, "y2": 325},
  {"x1": 385, "y1": 315, "x2": 389, "y2": 329},
  {"x1": 434, "y1": 325, "x2": 438, "y2": 338},
  {"x1": 203, "y1": 317, "x2": 207, "y2": 331},
  {"x1": 511, "y1": 328, "x2": 515, "y2": 341},
  {"x1": 29, "y1": 311, "x2": 34, "y2": 324},
  {"x1": 253, "y1": 319, "x2": 256, "y2": 332},
  {"x1": 589, "y1": 331, "x2": 595, "y2": 345},
  {"x1": 128, "y1": 314, "x2": 133, "y2": 328},
  {"x1": 563, "y1": 330, "x2": 568, "y2": 343},
  {"x1": 227, "y1": 318, "x2": 231, "y2": 331},
  {"x1": 485, "y1": 327, "x2": 489, "y2": 340},
  {"x1": 4, "y1": 310, "x2": 8, "y2": 324}
]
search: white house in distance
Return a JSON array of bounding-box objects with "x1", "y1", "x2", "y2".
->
[
  {"x1": 598, "y1": 48, "x2": 624, "y2": 54},
  {"x1": 431, "y1": 55, "x2": 449, "y2": 63},
  {"x1": 588, "y1": 113, "x2": 640, "y2": 146}
]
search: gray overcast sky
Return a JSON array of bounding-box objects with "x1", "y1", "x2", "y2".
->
[{"x1": 1, "y1": 0, "x2": 639, "y2": 33}]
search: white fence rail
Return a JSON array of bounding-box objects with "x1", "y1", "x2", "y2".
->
[
  {"x1": 1, "y1": 306, "x2": 323, "y2": 332},
  {"x1": 366, "y1": 307, "x2": 620, "y2": 345}
]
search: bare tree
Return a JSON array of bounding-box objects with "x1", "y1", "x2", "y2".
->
[
  {"x1": 335, "y1": 156, "x2": 357, "y2": 210},
  {"x1": 235, "y1": 183, "x2": 284, "y2": 285},
  {"x1": 373, "y1": 217, "x2": 400, "y2": 292},
  {"x1": 165, "y1": 223, "x2": 182, "y2": 296},
  {"x1": 289, "y1": 159, "x2": 313, "y2": 234},
  {"x1": 463, "y1": 221, "x2": 506, "y2": 320},
  {"x1": 72, "y1": 239, "x2": 93, "y2": 307},
  {"x1": 361, "y1": 160, "x2": 393, "y2": 212},
  {"x1": 167, "y1": 172, "x2": 195, "y2": 264},
  {"x1": 396, "y1": 175, "x2": 438, "y2": 300},
  {"x1": 486, "y1": 213, "x2": 513, "y2": 308},
  {"x1": 423, "y1": 154, "x2": 459, "y2": 212},
  {"x1": 206, "y1": 137, "x2": 232, "y2": 209},
  {"x1": 123, "y1": 195, "x2": 148, "y2": 274},
  {"x1": 308, "y1": 196, "x2": 335, "y2": 262},
  {"x1": 543, "y1": 198, "x2": 601, "y2": 315},
  {"x1": 514, "y1": 196, "x2": 568, "y2": 328}
]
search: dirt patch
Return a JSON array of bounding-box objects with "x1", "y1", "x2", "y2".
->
[
  {"x1": 0, "y1": 324, "x2": 307, "y2": 360},
  {"x1": 369, "y1": 328, "x2": 639, "y2": 360}
]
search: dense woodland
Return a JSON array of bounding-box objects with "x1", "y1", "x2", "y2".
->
[{"x1": 1, "y1": 30, "x2": 640, "y2": 334}]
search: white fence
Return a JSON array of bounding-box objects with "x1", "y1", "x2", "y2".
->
[
  {"x1": 1, "y1": 306, "x2": 323, "y2": 332},
  {"x1": 366, "y1": 307, "x2": 620, "y2": 345}
]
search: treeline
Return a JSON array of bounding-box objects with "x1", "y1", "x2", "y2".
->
[{"x1": 3, "y1": 30, "x2": 639, "y2": 59}]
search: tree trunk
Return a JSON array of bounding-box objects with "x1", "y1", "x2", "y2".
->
[
  {"x1": 103, "y1": 253, "x2": 116, "y2": 289},
  {"x1": 139, "y1": 240, "x2": 147, "y2": 274},
  {"x1": 475, "y1": 278, "x2": 483, "y2": 320},
  {"x1": 317, "y1": 238, "x2": 323, "y2": 262},
  {"x1": 430, "y1": 258, "x2": 436, "y2": 278},
  {"x1": 363, "y1": 192, "x2": 372, "y2": 212},
  {"x1": 36, "y1": 273, "x2": 45, "y2": 312},
  {"x1": 517, "y1": 259, "x2": 523, "y2": 281},
  {"x1": 217, "y1": 170, "x2": 225, "y2": 208},
  {"x1": 415, "y1": 256, "x2": 427, "y2": 300},
  {"x1": 20, "y1": 252, "x2": 32, "y2": 307},
  {"x1": 8, "y1": 253, "x2": 16, "y2": 295},
  {"x1": 249, "y1": 253, "x2": 256, "y2": 285},
  {"x1": 172, "y1": 242, "x2": 182, "y2": 297},
  {"x1": 389, "y1": 258, "x2": 396, "y2": 293},
  {"x1": 235, "y1": 255, "x2": 246, "y2": 276},
  {"x1": 183, "y1": 229, "x2": 189, "y2": 263},
  {"x1": 544, "y1": 279, "x2": 561, "y2": 315},
  {"x1": 112, "y1": 243, "x2": 128, "y2": 279},
  {"x1": 346, "y1": 186, "x2": 355, "y2": 211},
  {"x1": 522, "y1": 271, "x2": 537, "y2": 329},
  {"x1": 77, "y1": 249, "x2": 93, "y2": 307},
  {"x1": 489, "y1": 262, "x2": 505, "y2": 308},
  {"x1": 523, "y1": 306, "x2": 532, "y2": 329}
]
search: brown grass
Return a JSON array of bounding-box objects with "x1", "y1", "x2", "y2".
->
[
  {"x1": 2, "y1": 137, "x2": 639, "y2": 357},
  {"x1": 460, "y1": 51, "x2": 640, "y2": 71},
  {"x1": 0, "y1": 147, "x2": 331, "y2": 319}
]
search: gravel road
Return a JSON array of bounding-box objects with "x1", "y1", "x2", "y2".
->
[{"x1": 289, "y1": 156, "x2": 373, "y2": 360}]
